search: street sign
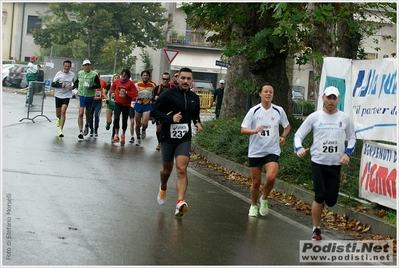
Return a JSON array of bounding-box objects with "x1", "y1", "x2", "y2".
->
[
  {"x1": 215, "y1": 60, "x2": 228, "y2": 68},
  {"x1": 44, "y1": 79, "x2": 51, "y2": 90},
  {"x1": 45, "y1": 62, "x2": 54, "y2": 68},
  {"x1": 164, "y1": 49, "x2": 179, "y2": 64}
]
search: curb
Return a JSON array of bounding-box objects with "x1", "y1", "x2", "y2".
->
[{"x1": 192, "y1": 143, "x2": 396, "y2": 238}]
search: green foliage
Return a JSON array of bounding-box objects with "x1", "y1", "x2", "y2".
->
[
  {"x1": 182, "y1": 3, "x2": 285, "y2": 62},
  {"x1": 234, "y1": 78, "x2": 259, "y2": 95},
  {"x1": 269, "y1": 3, "x2": 397, "y2": 64},
  {"x1": 33, "y1": 3, "x2": 167, "y2": 73},
  {"x1": 140, "y1": 49, "x2": 153, "y2": 72},
  {"x1": 293, "y1": 100, "x2": 316, "y2": 116},
  {"x1": 384, "y1": 212, "x2": 397, "y2": 225},
  {"x1": 195, "y1": 116, "x2": 249, "y2": 164}
]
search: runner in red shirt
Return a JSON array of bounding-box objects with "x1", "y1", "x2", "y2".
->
[{"x1": 110, "y1": 69, "x2": 138, "y2": 145}]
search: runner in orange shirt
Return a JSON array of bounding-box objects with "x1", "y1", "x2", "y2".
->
[{"x1": 134, "y1": 70, "x2": 156, "y2": 146}]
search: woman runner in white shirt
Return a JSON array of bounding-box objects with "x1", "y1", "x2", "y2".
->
[{"x1": 241, "y1": 82, "x2": 291, "y2": 218}]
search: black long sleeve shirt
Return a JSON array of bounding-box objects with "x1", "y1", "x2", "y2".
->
[{"x1": 150, "y1": 86, "x2": 201, "y2": 143}]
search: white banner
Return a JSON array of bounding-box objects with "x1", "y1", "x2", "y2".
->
[
  {"x1": 318, "y1": 57, "x2": 352, "y2": 113},
  {"x1": 318, "y1": 57, "x2": 397, "y2": 143},
  {"x1": 359, "y1": 141, "x2": 397, "y2": 210},
  {"x1": 351, "y1": 59, "x2": 397, "y2": 142}
]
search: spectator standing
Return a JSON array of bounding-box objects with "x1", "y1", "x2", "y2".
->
[
  {"x1": 294, "y1": 86, "x2": 356, "y2": 240},
  {"x1": 51, "y1": 60, "x2": 75, "y2": 137},
  {"x1": 110, "y1": 69, "x2": 138, "y2": 146},
  {"x1": 241, "y1": 82, "x2": 291, "y2": 218},
  {"x1": 89, "y1": 70, "x2": 108, "y2": 137},
  {"x1": 104, "y1": 74, "x2": 120, "y2": 141},
  {"x1": 36, "y1": 65, "x2": 44, "y2": 82},
  {"x1": 73, "y1": 59, "x2": 100, "y2": 140},
  {"x1": 134, "y1": 70, "x2": 156, "y2": 146},
  {"x1": 213, "y1": 79, "x2": 225, "y2": 119},
  {"x1": 25, "y1": 55, "x2": 39, "y2": 106},
  {"x1": 150, "y1": 67, "x2": 202, "y2": 217},
  {"x1": 152, "y1": 72, "x2": 172, "y2": 151}
]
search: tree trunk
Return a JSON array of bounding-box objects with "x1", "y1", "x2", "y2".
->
[
  {"x1": 220, "y1": 54, "x2": 250, "y2": 118},
  {"x1": 250, "y1": 56, "x2": 290, "y2": 113},
  {"x1": 336, "y1": 4, "x2": 361, "y2": 59},
  {"x1": 311, "y1": 58, "x2": 323, "y2": 110},
  {"x1": 221, "y1": 54, "x2": 290, "y2": 118}
]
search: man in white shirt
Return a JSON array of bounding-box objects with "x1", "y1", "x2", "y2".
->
[
  {"x1": 294, "y1": 86, "x2": 356, "y2": 241},
  {"x1": 25, "y1": 55, "x2": 39, "y2": 106}
]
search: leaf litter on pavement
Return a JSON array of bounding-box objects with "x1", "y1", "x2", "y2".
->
[{"x1": 190, "y1": 151, "x2": 396, "y2": 255}]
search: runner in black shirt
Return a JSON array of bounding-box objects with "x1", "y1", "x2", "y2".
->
[{"x1": 150, "y1": 67, "x2": 202, "y2": 217}]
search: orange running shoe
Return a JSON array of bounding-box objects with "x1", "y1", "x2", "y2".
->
[
  {"x1": 111, "y1": 135, "x2": 120, "y2": 143},
  {"x1": 121, "y1": 136, "x2": 125, "y2": 146},
  {"x1": 175, "y1": 200, "x2": 188, "y2": 217}
]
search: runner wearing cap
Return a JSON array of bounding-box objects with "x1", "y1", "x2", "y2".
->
[
  {"x1": 25, "y1": 55, "x2": 39, "y2": 106},
  {"x1": 294, "y1": 86, "x2": 356, "y2": 240},
  {"x1": 72, "y1": 59, "x2": 101, "y2": 140}
]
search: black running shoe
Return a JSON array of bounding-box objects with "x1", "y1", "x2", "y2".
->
[{"x1": 312, "y1": 228, "x2": 322, "y2": 241}]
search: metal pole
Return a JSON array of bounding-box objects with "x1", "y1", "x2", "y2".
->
[{"x1": 45, "y1": 46, "x2": 53, "y2": 82}]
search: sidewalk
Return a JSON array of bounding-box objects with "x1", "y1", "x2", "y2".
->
[{"x1": 192, "y1": 143, "x2": 397, "y2": 238}]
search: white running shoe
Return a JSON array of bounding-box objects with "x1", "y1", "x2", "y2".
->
[
  {"x1": 259, "y1": 196, "x2": 269, "y2": 216},
  {"x1": 248, "y1": 205, "x2": 258, "y2": 217},
  {"x1": 157, "y1": 185, "x2": 167, "y2": 206}
]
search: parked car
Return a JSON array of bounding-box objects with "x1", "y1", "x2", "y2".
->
[
  {"x1": 7, "y1": 65, "x2": 23, "y2": 87},
  {"x1": 292, "y1": 91, "x2": 304, "y2": 100},
  {"x1": 2, "y1": 64, "x2": 14, "y2": 86},
  {"x1": 190, "y1": 80, "x2": 214, "y2": 109},
  {"x1": 191, "y1": 80, "x2": 215, "y2": 93},
  {"x1": 101, "y1": 74, "x2": 113, "y2": 84}
]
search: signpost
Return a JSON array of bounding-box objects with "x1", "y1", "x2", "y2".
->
[
  {"x1": 215, "y1": 60, "x2": 228, "y2": 68},
  {"x1": 44, "y1": 79, "x2": 51, "y2": 91},
  {"x1": 164, "y1": 49, "x2": 179, "y2": 64}
]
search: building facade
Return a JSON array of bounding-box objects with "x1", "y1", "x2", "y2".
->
[
  {"x1": 2, "y1": 2, "x2": 50, "y2": 62},
  {"x1": 131, "y1": 2, "x2": 227, "y2": 86}
]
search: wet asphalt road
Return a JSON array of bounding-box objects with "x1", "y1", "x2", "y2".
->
[{"x1": 2, "y1": 89, "x2": 391, "y2": 266}]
